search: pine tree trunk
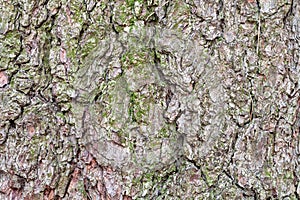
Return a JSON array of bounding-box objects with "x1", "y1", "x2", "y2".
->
[{"x1": 0, "y1": 0, "x2": 299, "y2": 199}]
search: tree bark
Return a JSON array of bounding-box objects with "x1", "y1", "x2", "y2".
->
[{"x1": 0, "y1": 0, "x2": 299, "y2": 199}]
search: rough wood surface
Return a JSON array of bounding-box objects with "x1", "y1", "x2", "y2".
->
[{"x1": 0, "y1": 0, "x2": 299, "y2": 199}]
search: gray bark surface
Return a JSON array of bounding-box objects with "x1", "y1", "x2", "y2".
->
[{"x1": 0, "y1": 0, "x2": 299, "y2": 199}]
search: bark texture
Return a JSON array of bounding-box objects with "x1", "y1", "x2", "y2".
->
[{"x1": 0, "y1": 0, "x2": 299, "y2": 199}]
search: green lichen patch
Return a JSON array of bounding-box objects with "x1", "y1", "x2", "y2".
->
[
  {"x1": 0, "y1": 31, "x2": 21, "y2": 62},
  {"x1": 128, "y1": 91, "x2": 150, "y2": 123}
]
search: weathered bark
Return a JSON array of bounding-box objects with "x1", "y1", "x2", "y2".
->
[{"x1": 0, "y1": 0, "x2": 299, "y2": 199}]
